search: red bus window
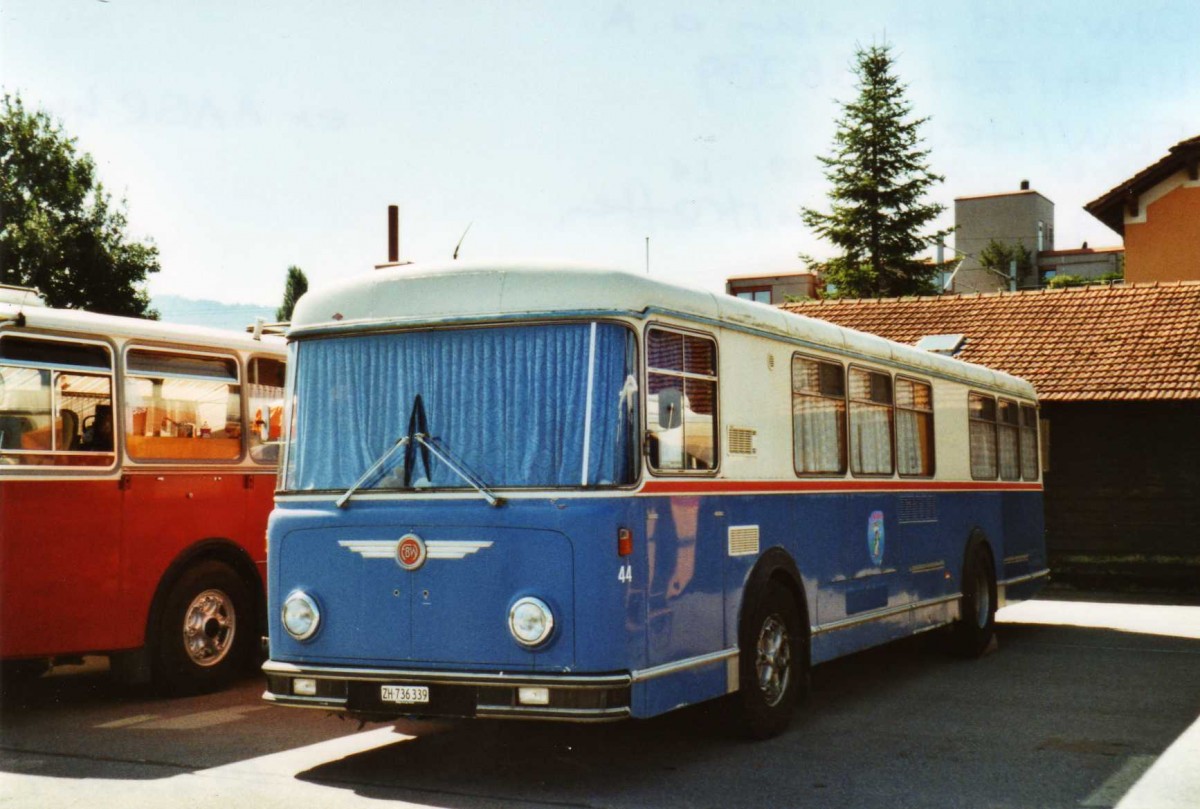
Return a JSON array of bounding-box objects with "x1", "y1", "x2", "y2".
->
[
  {"x1": 248, "y1": 357, "x2": 286, "y2": 464},
  {"x1": 124, "y1": 348, "x2": 242, "y2": 462},
  {"x1": 0, "y1": 336, "x2": 115, "y2": 467}
]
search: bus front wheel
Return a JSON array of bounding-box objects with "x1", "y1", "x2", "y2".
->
[
  {"x1": 731, "y1": 581, "x2": 807, "y2": 739},
  {"x1": 152, "y1": 560, "x2": 253, "y2": 694},
  {"x1": 950, "y1": 540, "x2": 997, "y2": 658}
]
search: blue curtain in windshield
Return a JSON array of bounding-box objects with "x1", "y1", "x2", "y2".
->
[{"x1": 288, "y1": 323, "x2": 638, "y2": 491}]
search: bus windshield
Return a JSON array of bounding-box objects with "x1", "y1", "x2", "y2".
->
[{"x1": 284, "y1": 322, "x2": 640, "y2": 492}]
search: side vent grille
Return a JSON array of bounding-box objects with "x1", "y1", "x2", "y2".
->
[
  {"x1": 728, "y1": 526, "x2": 760, "y2": 557},
  {"x1": 728, "y1": 426, "x2": 757, "y2": 456},
  {"x1": 899, "y1": 494, "x2": 938, "y2": 524}
]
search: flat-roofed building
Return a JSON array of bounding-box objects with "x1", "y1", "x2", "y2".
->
[
  {"x1": 726, "y1": 270, "x2": 819, "y2": 304},
  {"x1": 953, "y1": 183, "x2": 1055, "y2": 293}
]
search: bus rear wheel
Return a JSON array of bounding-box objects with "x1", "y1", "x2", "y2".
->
[
  {"x1": 950, "y1": 540, "x2": 997, "y2": 658},
  {"x1": 152, "y1": 560, "x2": 253, "y2": 695},
  {"x1": 731, "y1": 581, "x2": 807, "y2": 739}
]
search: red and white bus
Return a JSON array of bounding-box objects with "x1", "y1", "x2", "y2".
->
[{"x1": 0, "y1": 285, "x2": 285, "y2": 693}]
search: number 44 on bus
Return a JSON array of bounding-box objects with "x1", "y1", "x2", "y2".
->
[{"x1": 262, "y1": 262, "x2": 1047, "y2": 738}]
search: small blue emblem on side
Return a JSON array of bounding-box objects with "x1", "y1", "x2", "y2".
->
[{"x1": 868, "y1": 510, "x2": 885, "y2": 566}]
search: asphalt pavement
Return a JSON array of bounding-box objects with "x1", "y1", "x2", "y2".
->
[{"x1": 2, "y1": 594, "x2": 1198, "y2": 808}]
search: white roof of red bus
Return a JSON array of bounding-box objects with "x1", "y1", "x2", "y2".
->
[
  {"x1": 0, "y1": 301, "x2": 285, "y2": 355},
  {"x1": 289, "y1": 261, "x2": 1036, "y2": 399}
]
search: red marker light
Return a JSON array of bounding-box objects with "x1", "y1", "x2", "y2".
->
[{"x1": 618, "y1": 528, "x2": 633, "y2": 557}]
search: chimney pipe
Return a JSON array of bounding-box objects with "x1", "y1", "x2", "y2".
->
[
  {"x1": 387, "y1": 205, "x2": 399, "y2": 263},
  {"x1": 1020, "y1": 179, "x2": 1030, "y2": 191}
]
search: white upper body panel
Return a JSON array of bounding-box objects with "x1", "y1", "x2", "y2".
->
[
  {"x1": 289, "y1": 260, "x2": 1036, "y2": 400},
  {"x1": 0, "y1": 301, "x2": 285, "y2": 355}
]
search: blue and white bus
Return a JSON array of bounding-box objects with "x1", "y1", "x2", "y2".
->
[{"x1": 262, "y1": 262, "x2": 1047, "y2": 737}]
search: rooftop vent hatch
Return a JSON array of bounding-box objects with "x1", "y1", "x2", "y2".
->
[{"x1": 915, "y1": 334, "x2": 966, "y2": 356}]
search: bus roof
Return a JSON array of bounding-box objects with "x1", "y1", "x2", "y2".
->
[
  {"x1": 0, "y1": 301, "x2": 286, "y2": 355},
  {"x1": 289, "y1": 261, "x2": 1036, "y2": 399}
]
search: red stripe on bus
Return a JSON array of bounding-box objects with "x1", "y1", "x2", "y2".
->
[{"x1": 637, "y1": 479, "x2": 1043, "y2": 495}]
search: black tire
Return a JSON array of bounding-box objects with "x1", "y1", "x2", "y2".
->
[
  {"x1": 151, "y1": 560, "x2": 254, "y2": 695},
  {"x1": 950, "y1": 540, "x2": 997, "y2": 658},
  {"x1": 731, "y1": 581, "x2": 808, "y2": 739}
]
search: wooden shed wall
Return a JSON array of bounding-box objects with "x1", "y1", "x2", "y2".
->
[{"x1": 1041, "y1": 400, "x2": 1200, "y2": 589}]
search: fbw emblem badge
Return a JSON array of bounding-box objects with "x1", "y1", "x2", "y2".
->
[
  {"x1": 396, "y1": 533, "x2": 428, "y2": 571},
  {"x1": 867, "y1": 511, "x2": 885, "y2": 567}
]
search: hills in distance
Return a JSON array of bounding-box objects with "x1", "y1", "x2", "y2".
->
[{"x1": 154, "y1": 294, "x2": 277, "y2": 332}]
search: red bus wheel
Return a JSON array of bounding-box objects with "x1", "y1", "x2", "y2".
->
[{"x1": 152, "y1": 561, "x2": 253, "y2": 694}]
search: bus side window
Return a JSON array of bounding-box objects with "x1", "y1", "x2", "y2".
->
[
  {"x1": 0, "y1": 336, "x2": 114, "y2": 466},
  {"x1": 124, "y1": 349, "x2": 242, "y2": 462},
  {"x1": 247, "y1": 357, "x2": 286, "y2": 464},
  {"x1": 848, "y1": 367, "x2": 894, "y2": 476},
  {"x1": 997, "y1": 399, "x2": 1021, "y2": 481},
  {"x1": 1020, "y1": 404, "x2": 1039, "y2": 481},
  {"x1": 792, "y1": 355, "x2": 847, "y2": 475},
  {"x1": 646, "y1": 328, "x2": 717, "y2": 473},
  {"x1": 968, "y1": 393, "x2": 998, "y2": 480},
  {"x1": 896, "y1": 377, "x2": 934, "y2": 477}
]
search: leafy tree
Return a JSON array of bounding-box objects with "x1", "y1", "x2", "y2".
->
[
  {"x1": 978, "y1": 239, "x2": 1033, "y2": 289},
  {"x1": 1, "y1": 94, "x2": 159, "y2": 317},
  {"x1": 1046, "y1": 274, "x2": 1088, "y2": 289},
  {"x1": 276, "y1": 265, "x2": 308, "y2": 321},
  {"x1": 801, "y1": 44, "x2": 949, "y2": 298}
]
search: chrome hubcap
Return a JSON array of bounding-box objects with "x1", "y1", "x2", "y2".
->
[
  {"x1": 183, "y1": 589, "x2": 236, "y2": 667},
  {"x1": 756, "y1": 614, "x2": 791, "y2": 707}
]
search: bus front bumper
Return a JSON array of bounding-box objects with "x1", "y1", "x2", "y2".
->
[{"x1": 262, "y1": 659, "x2": 632, "y2": 722}]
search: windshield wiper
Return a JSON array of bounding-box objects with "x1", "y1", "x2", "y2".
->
[
  {"x1": 337, "y1": 394, "x2": 503, "y2": 509},
  {"x1": 413, "y1": 433, "x2": 505, "y2": 507},
  {"x1": 335, "y1": 435, "x2": 410, "y2": 509}
]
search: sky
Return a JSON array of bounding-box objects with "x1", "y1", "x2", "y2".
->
[{"x1": 3, "y1": 1, "x2": 1198, "y2": 307}]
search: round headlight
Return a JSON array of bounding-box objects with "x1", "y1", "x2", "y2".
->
[
  {"x1": 508, "y1": 596, "x2": 554, "y2": 647},
  {"x1": 282, "y1": 590, "x2": 320, "y2": 641}
]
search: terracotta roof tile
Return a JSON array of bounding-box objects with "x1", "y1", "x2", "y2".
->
[{"x1": 781, "y1": 282, "x2": 1200, "y2": 402}]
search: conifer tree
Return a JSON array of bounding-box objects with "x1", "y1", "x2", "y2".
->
[
  {"x1": 276, "y1": 265, "x2": 308, "y2": 321},
  {"x1": 801, "y1": 44, "x2": 949, "y2": 298}
]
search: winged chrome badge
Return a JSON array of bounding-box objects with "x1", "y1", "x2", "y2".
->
[{"x1": 338, "y1": 539, "x2": 494, "y2": 561}]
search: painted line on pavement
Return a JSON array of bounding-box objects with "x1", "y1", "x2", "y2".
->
[{"x1": 95, "y1": 714, "x2": 159, "y2": 729}]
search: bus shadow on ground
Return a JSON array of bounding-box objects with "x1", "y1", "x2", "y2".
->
[
  {"x1": 0, "y1": 666, "x2": 296, "y2": 781},
  {"x1": 295, "y1": 624, "x2": 1200, "y2": 809}
]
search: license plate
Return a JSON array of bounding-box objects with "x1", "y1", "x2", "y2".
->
[{"x1": 380, "y1": 685, "x2": 430, "y2": 704}]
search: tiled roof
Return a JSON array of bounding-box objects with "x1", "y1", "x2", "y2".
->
[{"x1": 782, "y1": 282, "x2": 1200, "y2": 401}]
